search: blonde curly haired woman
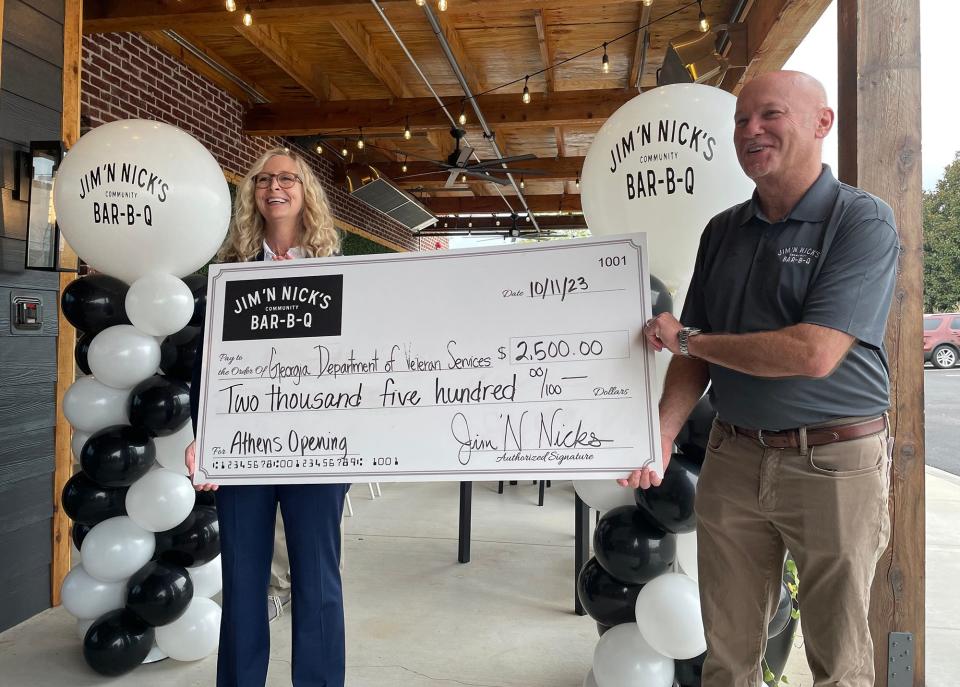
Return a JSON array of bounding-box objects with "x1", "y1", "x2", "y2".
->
[{"x1": 185, "y1": 147, "x2": 348, "y2": 687}]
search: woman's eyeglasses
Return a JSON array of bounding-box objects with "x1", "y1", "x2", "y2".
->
[{"x1": 253, "y1": 172, "x2": 302, "y2": 189}]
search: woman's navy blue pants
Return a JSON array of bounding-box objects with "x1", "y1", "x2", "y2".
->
[{"x1": 215, "y1": 483, "x2": 348, "y2": 687}]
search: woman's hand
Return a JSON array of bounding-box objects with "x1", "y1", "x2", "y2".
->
[{"x1": 185, "y1": 440, "x2": 218, "y2": 492}]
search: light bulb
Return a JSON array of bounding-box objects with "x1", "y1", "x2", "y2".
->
[
  {"x1": 316, "y1": 143, "x2": 323, "y2": 154},
  {"x1": 242, "y1": 7, "x2": 253, "y2": 26},
  {"x1": 520, "y1": 177, "x2": 525, "y2": 189},
  {"x1": 698, "y1": 5, "x2": 710, "y2": 32},
  {"x1": 416, "y1": 0, "x2": 425, "y2": 4},
  {"x1": 468, "y1": 221, "x2": 473, "y2": 228},
  {"x1": 461, "y1": 174, "x2": 467, "y2": 183},
  {"x1": 438, "y1": 0, "x2": 448, "y2": 10},
  {"x1": 402, "y1": 163, "x2": 408, "y2": 173},
  {"x1": 642, "y1": 0, "x2": 653, "y2": 5},
  {"x1": 357, "y1": 138, "x2": 364, "y2": 150},
  {"x1": 496, "y1": 220, "x2": 501, "y2": 227},
  {"x1": 341, "y1": 146, "x2": 349, "y2": 157},
  {"x1": 226, "y1": 0, "x2": 237, "y2": 11},
  {"x1": 522, "y1": 76, "x2": 531, "y2": 104},
  {"x1": 458, "y1": 109, "x2": 467, "y2": 126},
  {"x1": 404, "y1": 119, "x2": 412, "y2": 140},
  {"x1": 575, "y1": 176, "x2": 580, "y2": 189},
  {"x1": 602, "y1": 44, "x2": 610, "y2": 74}
]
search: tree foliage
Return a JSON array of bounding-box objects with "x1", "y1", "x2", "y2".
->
[{"x1": 924, "y1": 152, "x2": 960, "y2": 312}]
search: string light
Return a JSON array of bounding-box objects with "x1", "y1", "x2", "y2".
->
[
  {"x1": 242, "y1": 6, "x2": 253, "y2": 25},
  {"x1": 461, "y1": 174, "x2": 467, "y2": 183},
  {"x1": 602, "y1": 43, "x2": 610, "y2": 74},
  {"x1": 225, "y1": 0, "x2": 237, "y2": 11},
  {"x1": 575, "y1": 176, "x2": 580, "y2": 189},
  {"x1": 520, "y1": 177, "x2": 525, "y2": 190},
  {"x1": 698, "y1": 1, "x2": 710, "y2": 32},
  {"x1": 438, "y1": 0, "x2": 448, "y2": 11},
  {"x1": 315, "y1": 142, "x2": 323, "y2": 155},
  {"x1": 416, "y1": 0, "x2": 425, "y2": 5},
  {"x1": 341, "y1": 141, "x2": 349, "y2": 157},
  {"x1": 642, "y1": 0, "x2": 653, "y2": 6},
  {"x1": 401, "y1": 155, "x2": 408, "y2": 174},
  {"x1": 522, "y1": 76, "x2": 531, "y2": 104},
  {"x1": 458, "y1": 106, "x2": 467, "y2": 126},
  {"x1": 404, "y1": 117, "x2": 412, "y2": 140}
]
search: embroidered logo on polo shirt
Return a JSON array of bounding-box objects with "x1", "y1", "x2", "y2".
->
[{"x1": 777, "y1": 246, "x2": 821, "y2": 265}]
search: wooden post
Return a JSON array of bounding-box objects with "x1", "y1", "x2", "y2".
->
[
  {"x1": 52, "y1": 0, "x2": 83, "y2": 606},
  {"x1": 836, "y1": 0, "x2": 924, "y2": 682}
]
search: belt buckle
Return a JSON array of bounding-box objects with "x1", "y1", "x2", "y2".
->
[{"x1": 757, "y1": 429, "x2": 769, "y2": 448}]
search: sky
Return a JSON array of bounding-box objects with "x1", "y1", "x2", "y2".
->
[{"x1": 451, "y1": 1, "x2": 949, "y2": 248}]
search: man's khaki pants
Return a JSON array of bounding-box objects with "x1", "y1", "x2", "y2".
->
[{"x1": 696, "y1": 418, "x2": 890, "y2": 687}]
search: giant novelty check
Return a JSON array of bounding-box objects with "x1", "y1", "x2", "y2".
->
[{"x1": 193, "y1": 235, "x2": 661, "y2": 485}]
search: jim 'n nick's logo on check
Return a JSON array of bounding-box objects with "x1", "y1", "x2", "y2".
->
[{"x1": 222, "y1": 275, "x2": 343, "y2": 341}]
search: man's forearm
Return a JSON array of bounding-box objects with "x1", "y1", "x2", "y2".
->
[
  {"x1": 686, "y1": 324, "x2": 850, "y2": 378},
  {"x1": 659, "y1": 356, "x2": 710, "y2": 441}
]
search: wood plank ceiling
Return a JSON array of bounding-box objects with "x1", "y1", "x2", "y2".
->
[{"x1": 83, "y1": 0, "x2": 831, "y2": 227}]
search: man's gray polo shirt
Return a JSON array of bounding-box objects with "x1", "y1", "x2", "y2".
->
[{"x1": 680, "y1": 166, "x2": 899, "y2": 430}]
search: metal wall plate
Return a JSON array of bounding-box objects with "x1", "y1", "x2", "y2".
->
[{"x1": 888, "y1": 631, "x2": 914, "y2": 687}]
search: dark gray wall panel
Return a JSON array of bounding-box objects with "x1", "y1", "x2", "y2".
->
[
  {"x1": 0, "y1": 473, "x2": 53, "y2": 535},
  {"x1": 0, "y1": 286, "x2": 60, "y2": 336},
  {"x1": 3, "y1": 0, "x2": 63, "y2": 67},
  {"x1": 0, "y1": 335, "x2": 56, "y2": 385},
  {"x1": 0, "y1": 519, "x2": 52, "y2": 583},
  {"x1": 0, "y1": 382, "x2": 56, "y2": 434},
  {"x1": 0, "y1": 561, "x2": 51, "y2": 632},
  {"x1": 0, "y1": 90, "x2": 60, "y2": 146},
  {"x1": 0, "y1": 186, "x2": 28, "y2": 238},
  {"x1": 0, "y1": 237, "x2": 60, "y2": 288},
  {"x1": 22, "y1": 0, "x2": 65, "y2": 24},
  {"x1": 1, "y1": 42, "x2": 63, "y2": 111}
]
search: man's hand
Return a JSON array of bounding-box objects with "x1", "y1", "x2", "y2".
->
[
  {"x1": 618, "y1": 432, "x2": 673, "y2": 489},
  {"x1": 644, "y1": 313, "x2": 683, "y2": 356},
  {"x1": 185, "y1": 440, "x2": 218, "y2": 492}
]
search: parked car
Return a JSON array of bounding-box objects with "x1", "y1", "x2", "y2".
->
[{"x1": 924, "y1": 313, "x2": 960, "y2": 368}]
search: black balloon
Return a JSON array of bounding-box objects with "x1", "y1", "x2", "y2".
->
[
  {"x1": 159, "y1": 327, "x2": 202, "y2": 383},
  {"x1": 81, "y1": 425, "x2": 156, "y2": 487},
  {"x1": 72, "y1": 522, "x2": 93, "y2": 550},
  {"x1": 126, "y1": 561, "x2": 194, "y2": 627},
  {"x1": 194, "y1": 489, "x2": 216, "y2": 507},
  {"x1": 75, "y1": 332, "x2": 94, "y2": 375},
  {"x1": 596, "y1": 622, "x2": 612, "y2": 638},
  {"x1": 768, "y1": 583, "x2": 793, "y2": 638},
  {"x1": 61, "y1": 472, "x2": 128, "y2": 526},
  {"x1": 674, "y1": 395, "x2": 716, "y2": 474},
  {"x1": 650, "y1": 275, "x2": 674, "y2": 317},
  {"x1": 82, "y1": 608, "x2": 154, "y2": 677},
  {"x1": 128, "y1": 375, "x2": 191, "y2": 436},
  {"x1": 182, "y1": 274, "x2": 208, "y2": 327},
  {"x1": 764, "y1": 614, "x2": 799, "y2": 683},
  {"x1": 576, "y1": 557, "x2": 644, "y2": 627},
  {"x1": 61, "y1": 275, "x2": 130, "y2": 335},
  {"x1": 675, "y1": 651, "x2": 706, "y2": 687},
  {"x1": 635, "y1": 455, "x2": 698, "y2": 534},
  {"x1": 594, "y1": 505, "x2": 676, "y2": 584},
  {"x1": 155, "y1": 506, "x2": 220, "y2": 567}
]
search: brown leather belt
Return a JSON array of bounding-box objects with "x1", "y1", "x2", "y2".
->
[{"x1": 730, "y1": 416, "x2": 887, "y2": 449}]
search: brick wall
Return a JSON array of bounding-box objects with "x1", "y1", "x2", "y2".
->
[{"x1": 80, "y1": 32, "x2": 444, "y2": 252}]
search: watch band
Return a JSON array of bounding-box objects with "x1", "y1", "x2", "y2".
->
[{"x1": 678, "y1": 327, "x2": 702, "y2": 357}]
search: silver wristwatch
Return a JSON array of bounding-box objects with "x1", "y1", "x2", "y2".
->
[{"x1": 678, "y1": 327, "x2": 702, "y2": 357}]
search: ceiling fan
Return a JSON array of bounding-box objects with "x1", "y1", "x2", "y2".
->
[{"x1": 394, "y1": 127, "x2": 550, "y2": 188}]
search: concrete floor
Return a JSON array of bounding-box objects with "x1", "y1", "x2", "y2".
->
[{"x1": 21, "y1": 476, "x2": 955, "y2": 687}]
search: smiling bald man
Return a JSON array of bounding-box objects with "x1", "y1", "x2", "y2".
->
[{"x1": 628, "y1": 71, "x2": 900, "y2": 686}]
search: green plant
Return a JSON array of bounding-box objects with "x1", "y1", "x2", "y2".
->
[{"x1": 763, "y1": 559, "x2": 800, "y2": 686}]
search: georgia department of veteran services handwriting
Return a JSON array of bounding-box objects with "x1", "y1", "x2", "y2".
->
[{"x1": 193, "y1": 235, "x2": 661, "y2": 485}]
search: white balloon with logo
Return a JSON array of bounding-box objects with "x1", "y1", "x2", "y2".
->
[
  {"x1": 581, "y1": 84, "x2": 754, "y2": 294},
  {"x1": 53, "y1": 119, "x2": 231, "y2": 284}
]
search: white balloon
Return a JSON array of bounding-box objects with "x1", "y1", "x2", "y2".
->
[
  {"x1": 144, "y1": 644, "x2": 168, "y2": 664},
  {"x1": 80, "y1": 516, "x2": 156, "y2": 583},
  {"x1": 676, "y1": 531, "x2": 698, "y2": 582},
  {"x1": 581, "y1": 84, "x2": 755, "y2": 292},
  {"x1": 155, "y1": 597, "x2": 221, "y2": 662},
  {"x1": 583, "y1": 668, "x2": 599, "y2": 687},
  {"x1": 63, "y1": 376, "x2": 130, "y2": 433},
  {"x1": 53, "y1": 120, "x2": 231, "y2": 283},
  {"x1": 126, "y1": 273, "x2": 194, "y2": 336},
  {"x1": 153, "y1": 422, "x2": 193, "y2": 475},
  {"x1": 188, "y1": 555, "x2": 223, "y2": 599},
  {"x1": 77, "y1": 618, "x2": 96, "y2": 641},
  {"x1": 593, "y1": 623, "x2": 674, "y2": 687},
  {"x1": 574, "y1": 480, "x2": 637, "y2": 513},
  {"x1": 60, "y1": 565, "x2": 127, "y2": 619},
  {"x1": 635, "y1": 573, "x2": 706, "y2": 660},
  {"x1": 125, "y1": 468, "x2": 196, "y2": 532},
  {"x1": 88, "y1": 325, "x2": 161, "y2": 390},
  {"x1": 72, "y1": 430, "x2": 91, "y2": 462}
]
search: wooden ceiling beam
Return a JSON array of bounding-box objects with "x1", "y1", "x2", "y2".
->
[
  {"x1": 434, "y1": 10, "x2": 483, "y2": 94},
  {"x1": 237, "y1": 24, "x2": 344, "y2": 100},
  {"x1": 244, "y1": 88, "x2": 640, "y2": 135},
  {"x1": 423, "y1": 194, "x2": 582, "y2": 214},
  {"x1": 83, "y1": 0, "x2": 647, "y2": 34},
  {"x1": 734, "y1": 0, "x2": 833, "y2": 92},
  {"x1": 386, "y1": 156, "x2": 584, "y2": 182},
  {"x1": 534, "y1": 10, "x2": 554, "y2": 93},
  {"x1": 628, "y1": 1, "x2": 653, "y2": 90},
  {"x1": 330, "y1": 19, "x2": 412, "y2": 98}
]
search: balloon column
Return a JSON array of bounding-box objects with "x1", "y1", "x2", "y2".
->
[{"x1": 55, "y1": 120, "x2": 230, "y2": 676}]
